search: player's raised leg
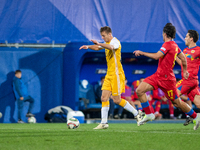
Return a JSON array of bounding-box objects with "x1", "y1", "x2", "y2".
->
[
  {"x1": 172, "y1": 98, "x2": 200, "y2": 130},
  {"x1": 93, "y1": 90, "x2": 111, "y2": 129},
  {"x1": 111, "y1": 73, "x2": 143, "y2": 123},
  {"x1": 184, "y1": 95, "x2": 200, "y2": 126},
  {"x1": 136, "y1": 81, "x2": 155, "y2": 126},
  {"x1": 177, "y1": 83, "x2": 200, "y2": 126},
  {"x1": 176, "y1": 88, "x2": 193, "y2": 125},
  {"x1": 112, "y1": 96, "x2": 143, "y2": 123}
]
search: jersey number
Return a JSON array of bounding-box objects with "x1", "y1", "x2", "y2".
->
[{"x1": 167, "y1": 90, "x2": 174, "y2": 100}]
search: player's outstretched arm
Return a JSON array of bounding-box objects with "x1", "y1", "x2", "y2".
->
[
  {"x1": 79, "y1": 45, "x2": 103, "y2": 51},
  {"x1": 133, "y1": 50, "x2": 164, "y2": 60},
  {"x1": 177, "y1": 52, "x2": 189, "y2": 79},
  {"x1": 91, "y1": 39, "x2": 115, "y2": 51}
]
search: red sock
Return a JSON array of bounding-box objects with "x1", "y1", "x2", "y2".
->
[
  {"x1": 185, "y1": 109, "x2": 197, "y2": 119},
  {"x1": 141, "y1": 101, "x2": 154, "y2": 115},
  {"x1": 155, "y1": 101, "x2": 161, "y2": 113},
  {"x1": 190, "y1": 112, "x2": 197, "y2": 119},
  {"x1": 143, "y1": 107, "x2": 153, "y2": 115},
  {"x1": 149, "y1": 105, "x2": 155, "y2": 114},
  {"x1": 168, "y1": 100, "x2": 174, "y2": 115}
]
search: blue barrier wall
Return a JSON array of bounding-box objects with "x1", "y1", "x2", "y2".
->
[
  {"x1": 0, "y1": 47, "x2": 63, "y2": 123},
  {"x1": 63, "y1": 43, "x2": 84, "y2": 110}
]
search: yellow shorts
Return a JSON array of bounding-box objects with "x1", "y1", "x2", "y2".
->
[{"x1": 101, "y1": 73, "x2": 125, "y2": 96}]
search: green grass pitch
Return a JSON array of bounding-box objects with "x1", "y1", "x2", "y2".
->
[{"x1": 0, "y1": 123, "x2": 200, "y2": 150}]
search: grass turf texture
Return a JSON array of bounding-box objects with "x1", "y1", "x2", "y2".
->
[{"x1": 0, "y1": 123, "x2": 199, "y2": 150}]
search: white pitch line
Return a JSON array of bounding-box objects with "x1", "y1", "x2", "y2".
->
[
  {"x1": 0, "y1": 128, "x2": 198, "y2": 135},
  {"x1": 79, "y1": 129, "x2": 199, "y2": 135}
]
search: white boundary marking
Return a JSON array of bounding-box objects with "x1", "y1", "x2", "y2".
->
[{"x1": 0, "y1": 128, "x2": 198, "y2": 135}]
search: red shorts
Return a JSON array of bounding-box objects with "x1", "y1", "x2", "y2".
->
[
  {"x1": 176, "y1": 79, "x2": 200, "y2": 101},
  {"x1": 143, "y1": 74, "x2": 179, "y2": 101}
]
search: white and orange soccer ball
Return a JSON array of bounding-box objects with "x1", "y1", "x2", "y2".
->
[
  {"x1": 28, "y1": 116, "x2": 36, "y2": 123},
  {"x1": 67, "y1": 118, "x2": 80, "y2": 129}
]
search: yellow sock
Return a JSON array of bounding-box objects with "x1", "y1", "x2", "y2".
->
[
  {"x1": 119, "y1": 99, "x2": 127, "y2": 107},
  {"x1": 102, "y1": 101, "x2": 109, "y2": 107},
  {"x1": 119, "y1": 99, "x2": 138, "y2": 116}
]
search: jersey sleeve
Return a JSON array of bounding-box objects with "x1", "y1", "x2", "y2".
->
[
  {"x1": 159, "y1": 43, "x2": 168, "y2": 55},
  {"x1": 110, "y1": 38, "x2": 120, "y2": 49},
  {"x1": 177, "y1": 47, "x2": 182, "y2": 54}
]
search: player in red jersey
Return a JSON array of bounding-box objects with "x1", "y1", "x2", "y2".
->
[
  {"x1": 133, "y1": 23, "x2": 200, "y2": 130},
  {"x1": 176, "y1": 30, "x2": 200, "y2": 126}
]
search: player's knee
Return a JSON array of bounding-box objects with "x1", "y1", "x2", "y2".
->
[
  {"x1": 112, "y1": 98, "x2": 121, "y2": 104},
  {"x1": 194, "y1": 96, "x2": 200, "y2": 108},
  {"x1": 101, "y1": 96, "x2": 108, "y2": 102},
  {"x1": 111, "y1": 96, "x2": 121, "y2": 104},
  {"x1": 171, "y1": 99, "x2": 179, "y2": 108},
  {"x1": 172, "y1": 103, "x2": 178, "y2": 108},
  {"x1": 195, "y1": 103, "x2": 200, "y2": 109},
  {"x1": 136, "y1": 88, "x2": 144, "y2": 97}
]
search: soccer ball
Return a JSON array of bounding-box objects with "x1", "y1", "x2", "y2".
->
[
  {"x1": 67, "y1": 117, "x2": 80, "y2": 129},
  {"x1": 0, "y1": 112, "x2": 2, "y2": 118},
  {"x1": 28, "y1": 116, "x2": 36, "y2": 123}
]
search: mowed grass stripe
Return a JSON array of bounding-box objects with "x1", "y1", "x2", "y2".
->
[{"x1": 0, "y1": 123, "x2": 199, "y2": 150}]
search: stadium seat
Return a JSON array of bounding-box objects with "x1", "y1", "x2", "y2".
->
[{"x1": 79, "y1": 80, "x2": 102, "y2": 111}]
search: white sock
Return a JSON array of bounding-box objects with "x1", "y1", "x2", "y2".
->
[
  {"x1": 124, "y1": 101, "x2": 138, "y2": 116},
  {"x1": 154, "y1": 112, "x2": 159, "y2": 115},
  {"x1": 101, "y1": 107, "x2": 109, "y2": 124}
]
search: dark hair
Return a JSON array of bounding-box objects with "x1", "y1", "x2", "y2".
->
[
  {"x1": 101, "y1": 76, "x2": 105, "y2": 80},
  {"x1": 100, "y1": 26, "x2": 112, "y2": 34},
  {"x1": 15, "y1": 70, "x2": 21, "y2": 74},
  {"x1": 188, "y1": 30, "x2": 199, "y2": 43},
  {"x1": 163, "y1": 23, "x2": 176, "y2": 39}
]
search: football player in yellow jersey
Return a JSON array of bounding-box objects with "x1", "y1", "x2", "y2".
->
[{"x1": 80, "y1": 26, "x2": 143, "y2": 129}]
